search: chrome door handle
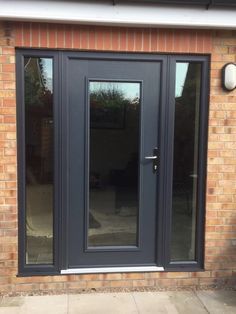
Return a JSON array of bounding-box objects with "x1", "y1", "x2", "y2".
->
[
  {"x1": 145, "y1": 156, "x2": 157, "y2": 160},
  {"x1": 145, "y1": 147, "x2": 158, "y2": 173}
]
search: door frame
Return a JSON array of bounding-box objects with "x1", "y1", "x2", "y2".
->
[
  {"x1": 60, "y1": 51, "x2": 168, "y2": 271},
  {"x1": 16, "y1": 49, "x2": 209, "y2": 276}
]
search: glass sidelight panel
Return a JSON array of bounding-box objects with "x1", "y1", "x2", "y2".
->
[
  {"x1": 171, "y1": 62, "x2": 201, "y2": 261},
  {"x1": 24, "y1": 57, "x2": 53, "y2": 264},
  {"x1": 88, "y1": 81, "x2": 141, "y2": 247}
]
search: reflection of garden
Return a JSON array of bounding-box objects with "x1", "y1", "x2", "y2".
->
[
  {"x1": 90, "y1": 85, "x2": 139, "y2": 129},
  {"x1": 25, "y1": 58, "x2": 53, "y2": 184},
  {"x1": 89, "y1": 83, "x2": 140, "y2": 247}
]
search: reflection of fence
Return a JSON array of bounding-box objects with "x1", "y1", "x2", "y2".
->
[
  {"x1": 90, "y1": 99, "x2": 126, "y2": 129},
  {"x1": 40, "y1": 118, "x2": 53, "y2": 157},
  {"x1": 40, "y1": 118, "x2": 53, "y2": 179},
  {"x1": 26, "y1": 184, "x2": 53, "y2": 238},
  {"x1": 172, "y1": 181, "x2": 191, "y2": 214}
]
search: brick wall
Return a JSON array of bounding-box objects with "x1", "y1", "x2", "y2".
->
[
  {"x1": 0, "y1": 21, "x2": 235, "y2": 294},
  {"x1": 206, "y1": 30, "x2": 236, "y2": 286}
]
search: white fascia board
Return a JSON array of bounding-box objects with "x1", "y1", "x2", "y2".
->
[{"x1": 0, "y1": 0, "x2": 236, "y2": 29}]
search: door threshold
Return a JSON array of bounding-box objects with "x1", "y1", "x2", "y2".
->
[{"x1": 61, "y1": 266, "x2": 164, "y2": 274}]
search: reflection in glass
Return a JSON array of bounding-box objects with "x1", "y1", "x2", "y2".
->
[
  {"x1": 171, "y1": 63, "x2": 201, "y2": 261},
  {"x1": 24, "y1": 57, "x2": 53, "y2": 264},
  {"x1": 88, "y1": 82, "x2": 140, "y2": 247}
]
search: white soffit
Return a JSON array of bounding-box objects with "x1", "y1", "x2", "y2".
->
[{"x1": 0, "y1": 0, "x2": 236, "y2": 29}]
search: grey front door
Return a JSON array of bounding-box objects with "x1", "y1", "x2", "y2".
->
[{"x1": 62, "y1": 52, "x2": 166, "y2": 269}]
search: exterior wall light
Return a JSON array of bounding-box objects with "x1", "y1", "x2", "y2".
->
[{"x1": 222, "y1": 63, "x2": 236, "y2": 91}]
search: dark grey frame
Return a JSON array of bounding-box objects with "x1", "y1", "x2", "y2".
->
[
  {"x1": 16, "y1": 50, "x2": 60, "y2": 275},
  {"x1": 61, "y1": 52, "x2": 166, "y2": 269},
  {"x1": 16, "y1": 49, "x2": 209, "y2": 275},
  {"x1": 163, "y1": 56, "x2": 210, "y2": 270}
]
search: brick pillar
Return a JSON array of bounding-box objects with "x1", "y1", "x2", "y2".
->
[{"x1": 0, "y1": 21, "x2": 17, "y2": 293}]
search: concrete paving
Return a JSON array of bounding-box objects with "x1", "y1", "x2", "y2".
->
[{"x1": 0, "y1": 290, "x2": 235, "y2": 314}]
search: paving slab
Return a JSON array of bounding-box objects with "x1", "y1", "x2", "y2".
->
[
  {"x1": 133, "y1": 291, "x2": 178, "y2": 313},
  {"x1": 0, "y1": 296, "x2": 25, "y2": 314},
  {"x1": 23, "y1": 295, "x2": 68, "y2": 314},
  {"x1": 196, "y1": 290, "x2": 236, "y2": 314},
  {"x1": 167, "y1": 291, "x2": 208, "y2": 314},
  {"x1": 0, "y1": 290, "x2": 236, "y2": 313},
  {"x1": 68, "y1": 293, "x2": 138, "y2": 314},
  {"x1": 0, "y1": 296, "x2": 24, "y2": 307},
  {"x1": 0, "y1": 295, "x2": 68, "y2": 314},
  {"x1": 0, "y1": 308, "x2": 23, "y2": 314}
]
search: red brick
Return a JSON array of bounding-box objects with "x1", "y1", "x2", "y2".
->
[
  {"x1": 150, "y1": 28, "x2": 158, "y2": 52},
  {"x1": 48, "y1": 23, "x2": 56, "y2": 48},
  {"x1": 39, "y1": 23, "x2": 48, "y2": 47},
  {"x1": 2, "y1": 63, "x2": 15, "y2": 72},
  {"x1": 56, "y1": 24, "x2": 65, "y2": 48},
  {"x1": 135, "y1": 28, "x2": 142, "y2": 51},
  {"x1": 65, "y1": 25, "x2": 72, "y2": 49},
  {"x1": 143, "y1": 28, "x2": 150, "y2": 52},
  {"x1": 119, "y1": 27, "x2": 127, "y2": 51},
  {"x1": 111, "y1": 28, "x2": 119, "y2": 50},
  {"x1": 2, "y1": 47, "x2": 15, "y2": 55},
  {"x1": 80, "y1": 26, "x2": 88, "y2": 49},
  {"x1": 88, "y1": 26, "x2": 96, "y2": 50},
  {"x1": 96, "y1": 27, "x2": 104, "y2": 50},
  {"x1": 14, "y1": 22, "x2": 23, "y2": 46},
  {"x1": 127, "y1": 29, "x2": 135, "y2": 52},
  {"x1": 103, "y1": 27, "x2": 112, "y2": 51},
  {"x1": 23, "y1": 22, "x2": 31, "y2": 46}
]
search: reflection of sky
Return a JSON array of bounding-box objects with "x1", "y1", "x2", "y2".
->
[
  {"x1": 42, "y1": 58, "x2": 53, "y2": 91},
  {"x1": 90, "y1": 82, "x2": 140, "y2": 100},
  {"x1": 37, "y1": 61, "x2": 190, "y2": 98},
  {"x1": 175, "y1": 63, "x2": 189, "y2": 98}
]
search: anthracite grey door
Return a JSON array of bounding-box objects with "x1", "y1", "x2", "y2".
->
[{"x1": 62, "y1": 53, "x2": 166, "y2": 269}]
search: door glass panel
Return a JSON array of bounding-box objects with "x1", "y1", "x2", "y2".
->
[
  {"x1": 24, "y1": 57, "x2": 54, "y2": 264},
  {"x1": 88, "y1": 81, "x2": 141, "y2": 247},
  {"x1": 171, "y1": 62, "x2": 201, "y2": 261}
]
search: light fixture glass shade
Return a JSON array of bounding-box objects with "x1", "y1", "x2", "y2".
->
[{"x1": 223, "y1": 63, "x2": 236, "y2": 91}]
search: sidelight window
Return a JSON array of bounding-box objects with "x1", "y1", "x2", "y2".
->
[
  {"x1": 24, "y1": 57, "x2": 54, "y2": 264},
  {"x1": 165, "y1": 57, "x2": 209, "y2": 269},
  {"x1": 171, "y1": 62, "x2": 201, "y2": 261}
]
